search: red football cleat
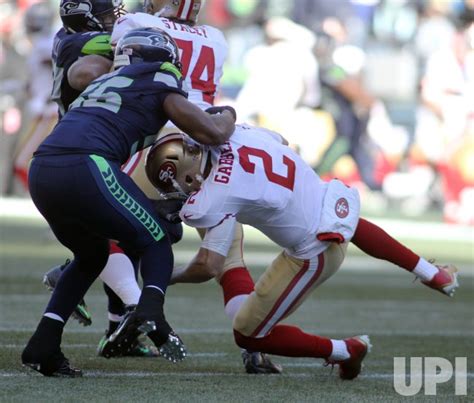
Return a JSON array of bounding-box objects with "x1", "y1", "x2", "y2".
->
[
  {"x1": 327, "y1": 335, "x2": 371, "y2": 380},
  {"x1": 422, "y1": 264, "x2": 459, "y2": 297}
]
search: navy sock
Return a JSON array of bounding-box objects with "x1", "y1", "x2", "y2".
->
[
  {"x1": 103, "y1": 283, "x2": 125, "y2": 317},
  {"x1": 139, "y1": 238, "x2": 173, "y2": 293}
]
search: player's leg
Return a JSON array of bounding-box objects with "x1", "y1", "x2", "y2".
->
[
  {"x1": 351, "y1": 217, "x2": 459, "y2": 296},
  {"x1": 97, "y1": 243, "x2": 158, "y2": 358},
  {"x1": 22, "y1": 156, "x2": 111, "y2": 376},
  {"x1": 225, "y1": 244, "x2": 371, "y2": 379},
  {"x1": 22, "y1": 222, "x2": 109, "y2": 377},
  {"x1": 85, "y1": 155, "x2": 185, "y2": 361},
  {"x1": 43, "y1": 259, "x2": 92, "y2": 326},
  {"x1": 210, "y1": 223, "x2": 282, "y2": 374}
]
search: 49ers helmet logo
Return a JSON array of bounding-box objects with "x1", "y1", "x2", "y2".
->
[
  {"x1": 158, "y1": 161, "x2": 176, "y2": 184},
  {"x1": 335, "y1": 198, "x2": 349, "y2": 218}
]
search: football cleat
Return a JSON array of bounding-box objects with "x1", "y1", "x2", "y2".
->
[
  {"x1": 97, "y1": 331, "x2": 159, "y2": 358},
  {"x1": 421, "y1": 264, "x2": 459, "y2": 297},
  {"x1": 102, "y1": 305, "x2": 186, "y2": 362},
  {"x1": 99, "y1": 307, "x2": 141, "y2": 359},
  {"x1": 154, "y1": 331, "x2": 186, "y2": 363},
  {"x1": 326, "y1": 335, "x2": 371, "y2": 380},
  {"x1": 22, "y1": 349, "x2": 82, "y2": 378},
  {"x1": 241, "y1": 350, "x2": 283, "y2": 374},
  {"x1": 43, "y1": 259, "x2": 92, "y2": 326}
]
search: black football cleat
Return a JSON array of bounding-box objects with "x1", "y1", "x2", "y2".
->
[
  {"x1": 22, "y1": 349, "x2": 82, "y2": 378},
  {"x1": 242, "y1": 350, "x2": 283, "y2": 374}
]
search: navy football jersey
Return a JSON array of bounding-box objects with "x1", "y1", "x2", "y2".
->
[
  {"x1": 51, "y1": 28, "x2": 113, "y2": 118},
  {"x1": 36, "y1": 61, "x2": 187, "y2": 164}
]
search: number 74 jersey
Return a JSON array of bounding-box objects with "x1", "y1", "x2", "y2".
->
[
  {"x1": 180, "y1": 124, "x2": 329, "y2": 257},
  {"x1": 112, "y1": 13, "x2": 227, "y2": 108}
]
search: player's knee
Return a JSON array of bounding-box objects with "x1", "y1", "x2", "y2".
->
[
  {"x1": 232, "y1": 310, "x2": 252, "y2": 338},
  {"x1": 76, "y1": 242, "x2": 109, "y2": 274}
]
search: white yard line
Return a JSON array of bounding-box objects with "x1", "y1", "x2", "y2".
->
[{"x1": 1, "y1": 370, "x2": 473, "y2": 379}]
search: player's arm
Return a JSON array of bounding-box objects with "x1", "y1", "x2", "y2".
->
[
  {"x1": 171, "y1": 216, "x2": 236, "y2": 284},
  {"x1": 67, "y1": 55, "x2": 113, "y2": 91},
  {"x1": 171, "y1": 248, "x2": 225, "y2": 284},
  {"x1": 163, "y1": 93, "x2": 236, "y2": 145}
]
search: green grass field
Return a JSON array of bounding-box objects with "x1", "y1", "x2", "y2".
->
[{"x1": 0, "y1": 213, "x2": 473, "y2": 402}]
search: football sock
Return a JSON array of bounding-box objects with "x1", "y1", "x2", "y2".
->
[
  {"x1": 220, "y1": 267, "x2": 254, "y2": 320},
  {"x1": 137, "y1": 287, "x2": 171, "y2": 346},
  {"x1": 43, "y1": 313, "x2": 65, "y2": 323},
  {"x1": 100, "y1": 252, "x2": 141, "y2": 306},
  {"x1": 106, "y1": 320, "x2": 120, "y2": 337},
  {"x1": 234, "y1": 325, "x2": 333, "y2": 358},
  {"x1": 25, "y1": 316, "x2": 64, "y2": 352},
  {"x1": 103, "y1": 283, "x2": 126, "y2": 317},
  {"x1": 351, "y1": 218, "x2": 420, "y2": 271},
  {"x1": 329, "y1": 339, "x2": 350, "y2": 361},
  {"x1": 140, "y1": 239, "x2": 173, "y2": 293},
  {"x1": 412, "y1": 257, "x2": 438, "y2": 282}
]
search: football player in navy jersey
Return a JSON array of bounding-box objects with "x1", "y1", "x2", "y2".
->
[
  {"x1": 45, "y1": 0, "x2": 142, "y2": 353},
  {"x1": 21, "y1": 27, "x2": 236, "y2": 377},
  {"x1": 51, "y1": 0, "x2": 126, "y2": 118}
]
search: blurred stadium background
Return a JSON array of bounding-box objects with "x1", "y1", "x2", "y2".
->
[{"x1": 0, "y1": 0, "x2": 473, "y2": 400}]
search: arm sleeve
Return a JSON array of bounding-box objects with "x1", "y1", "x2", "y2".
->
[{"x1": 201, "y1": 215, "x2": 236, "y2": 257}]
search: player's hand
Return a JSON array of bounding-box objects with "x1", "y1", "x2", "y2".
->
[
  {"x1": 152, "y1": 199, "x2": 185, "y2": 224},
  {"x1": 205, "y1": 106, "x2": 237, "y2": 122}
]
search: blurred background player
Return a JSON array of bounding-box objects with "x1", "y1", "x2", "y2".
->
[
  {"x1": 21, "y1": 27, "x2": 236, "y2": 377},
  {"x1": 145, "y1": 125, "x2": 459, "y2": 380},
  {"x1": 12, "y1": 2, "x2": 57, "y2": 191},
  {"x1": 97, "y1": 0, "x2": 282, "y2": 373}
]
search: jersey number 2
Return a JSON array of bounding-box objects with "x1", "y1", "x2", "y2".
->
[
  {"x1": 175, "y1": 39, "x2": 216, "y2": 104},
  {"x1": 238, "y1": 146, "x2": 296, "y2": 191}
]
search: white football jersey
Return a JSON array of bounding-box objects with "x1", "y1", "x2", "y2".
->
[
  {"x1": 112, "y1": 13, "x2": 228, "y2": 110},
  {"x1": 180, "y1": 124, "x2": 329, "y2": 259}
]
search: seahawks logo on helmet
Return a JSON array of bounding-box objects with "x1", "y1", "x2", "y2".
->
[{"x1": 61, "y1": 0, "x2": 92, "y2": 15}]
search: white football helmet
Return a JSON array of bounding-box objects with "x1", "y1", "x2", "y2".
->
[
  {"x1": 145, "y1": 133, "x2": 210, "y2": 199},
  {"x1": 144, "y1": 0, "x2": 202, "y2": 23}
]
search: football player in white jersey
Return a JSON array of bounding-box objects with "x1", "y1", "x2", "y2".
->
[
  {"x1": 144, "y1": 125, "x2": 459, "y2": 380},
  {"x1": 98, "y1": 0, "x2": 282, "y2": 373}
]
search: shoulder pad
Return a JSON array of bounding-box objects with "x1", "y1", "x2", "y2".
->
[
  {"x1": 81, "y1": 34, "x2": 112, "y2": 57},
  {"x1": 160, "y1": 62, "x2": 182, "y2": 80}
]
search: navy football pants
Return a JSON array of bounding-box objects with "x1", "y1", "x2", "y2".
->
[{"x1": 28, "y1": 154, "x2": 173, "y2": 322}]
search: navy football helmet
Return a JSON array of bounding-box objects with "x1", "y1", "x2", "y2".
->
[
  {"x1": 59, "y1": 0, "x2": 125, "y2": 33},
  {"x1": 114, "y1": 27, "x2": 182, "y2": 70}
]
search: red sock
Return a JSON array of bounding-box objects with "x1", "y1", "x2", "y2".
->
[
  {"x1": 234, "y1": 325, "x2": 333, "y2": 358},
  {"x1": 220, "y1": 267, "x2": 254, "y2": 305},
  {"x1": 352, "y1": 218, "x2": 420, "y2": 271}
]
